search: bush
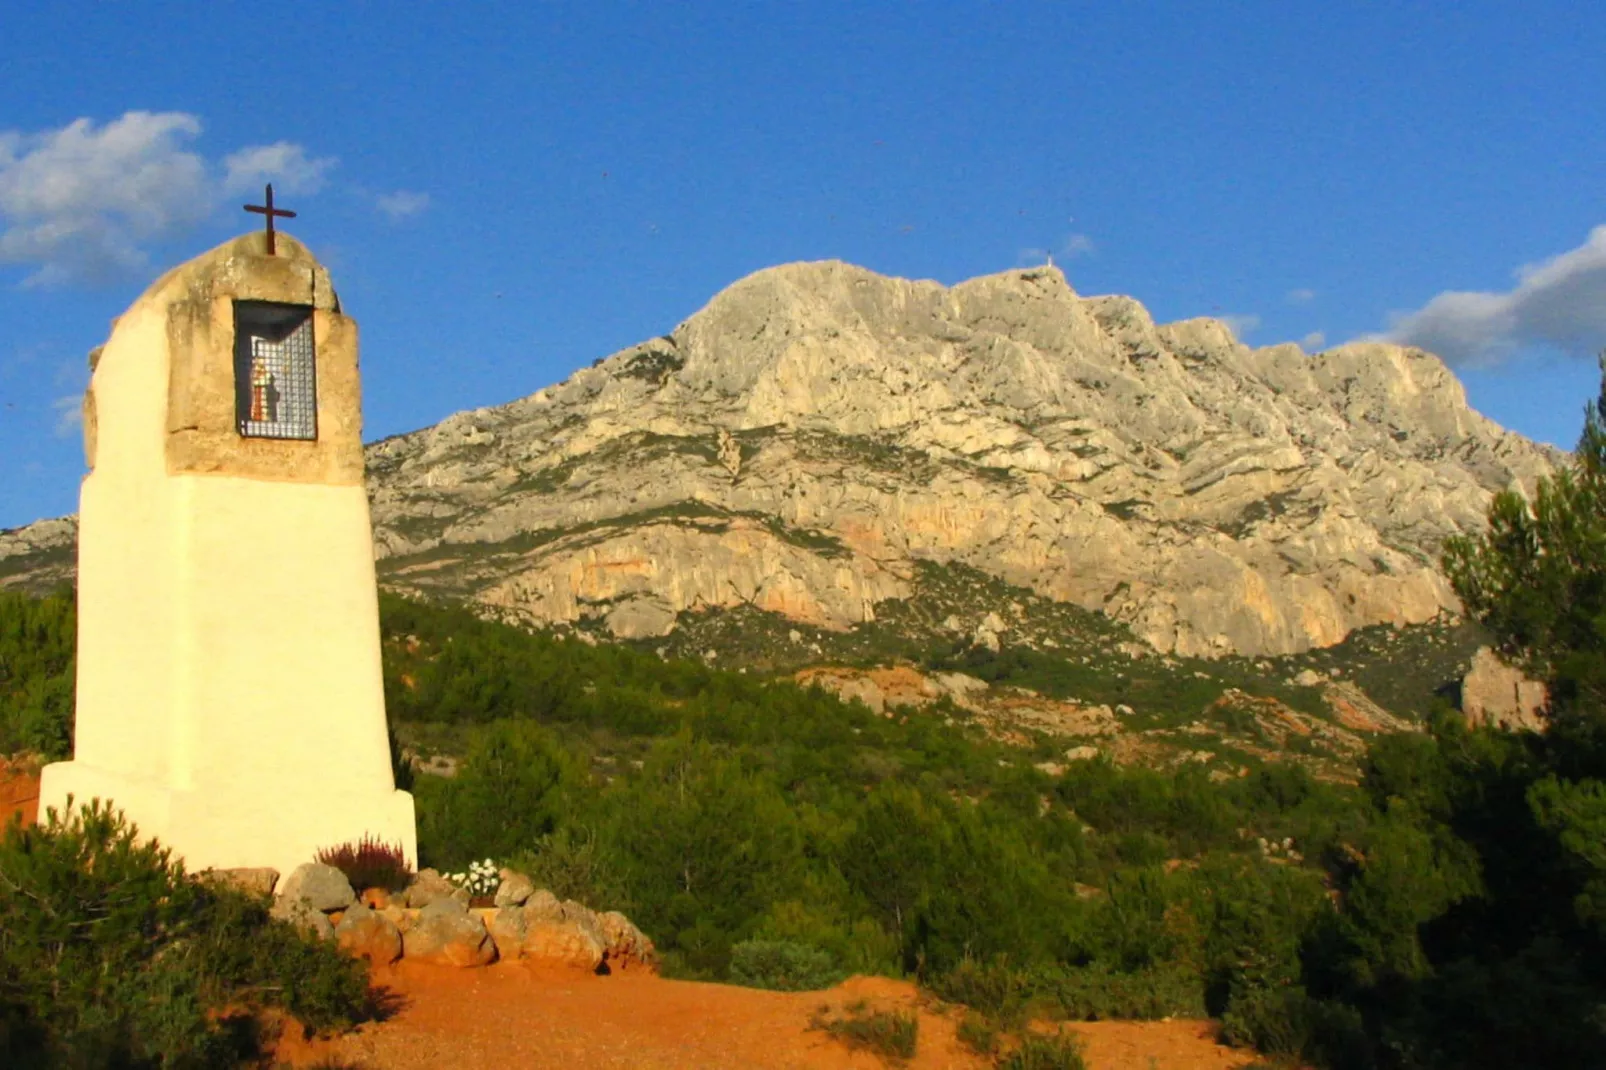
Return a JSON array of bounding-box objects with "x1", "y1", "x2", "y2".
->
[
  {"x1": 1037, "y1": 962, "x2": 1208, "y2": 1021},
  {"x1": 927, "y1": 956, "x2": 1032, "y2": 1026},
  {"x1": 955, "y1": 1013, "x2": 999, "y2": 1055},
  {"x1": 415, "y1": 720, "x2": 579, "y2": 869},
  {"x1": 728, "y1": 940, "x2": 843, "y2": 991},
  {"x1": 1219, "y1": 985, "x2": 1367, "y2": 1067},
  {"x1": 999, "y1": 1032, "x2": 1088, "y2": 1070},
  {"x1": 316, "y1": 833, "x2": 412, "y2": 893},
  {"x1": 0, "y1": 799, "x2": 368, "y2": 1068},
  {"x1": 508, "y1": 825, "x2": 620, "y2": 906},
  {"x1": 812, "y1": 1003, "x2": 918, "y2": 1061},
  {"x1": 0, "y1": 589, "x2": 74, "y2": 760}
]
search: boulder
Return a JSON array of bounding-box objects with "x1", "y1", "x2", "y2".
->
[
  {"x1": 205, "y1": 866, "x2": 279, "y2": 898},
  {"x1": 334, "y1": 902, "x2": 403, "y2": 965},
  {"x1": 1462, "y1": 646, "x2": 1549, "y2": 731},
  {"x1": 488, "y1": 906, "x2": 529, "y2": 959},
  {"x1": 404, "y1": 868, "x2": 465, "y2": 908},
  {"x1": 401, "y1": 898, "x2": 496, "y2": 967},
  {"x1": 271, "y1": 896, "x2": 334, "y2": 941},
  {"x1": 597, "y1": 911, "x2": 657, "y2": 971},
  {"x1": 523, "y1": 888, "x2": 564, "y2": 922},
  {"x1": 276, "y1": 863, "x2": 355, "y2": 913},
  {"x1": 522, "y1": 914, "x2": 606, "y2": 971},
  {"x1": 494, "y1": 869, "x2": 535, "y2": 907}
]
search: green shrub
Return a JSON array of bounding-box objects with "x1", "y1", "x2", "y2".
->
[
  {"x1": 729, "y1": 940, "x2": 843, "y2": 991},
  {"x1": 998, "y1": 1032, "x2": 1088, "y2": 1070},
  {"x1": 0, "y1": 799, "x2": 368, "y2": 1068},
  {"x1": 1037, "y1": 962, "x2": 1208, "y2": 1021},
  {"x1": 508, "y1": 825, "x2": 620, "y2": 907},
  {"x1": 926, "y1": 956, "x2": 1032, "y2": 1026},
  {"x1": 415, "y1": 720, "x2": 579, "y2": 869},
  {"x1": 1219, "y1": 985, "x2": 1367, "y2": 1067},
  {"x1": 812, "y1": 1003, "x2": 918, "y2": 1061},
  {"x1": 955, "y1": 1013, "x2": 999, "y2": 1055},
  {"x1": 0, "y1": 589, "x2": 74, "y2": 760}
]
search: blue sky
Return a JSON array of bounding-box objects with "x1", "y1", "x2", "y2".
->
[{"x1": 3, "y1": 3, "x2": 1605, "y2": 529}]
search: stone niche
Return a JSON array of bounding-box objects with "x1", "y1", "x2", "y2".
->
[{"x1": 154, "y1": 233, "x2": 363, "y2": 485}]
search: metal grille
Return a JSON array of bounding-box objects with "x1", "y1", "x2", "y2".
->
[{"x1": 235, "y1": 303, "x2": 317, "y2": 440}]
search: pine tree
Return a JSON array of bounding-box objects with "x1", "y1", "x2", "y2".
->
[{"x1": 1443, "y1": 354, "x2": 1606, "y2": 722}]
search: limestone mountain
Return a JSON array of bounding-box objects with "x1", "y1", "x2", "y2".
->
[{"x1": 2, "y1": 261, "x2": 1559, "y2": 658}]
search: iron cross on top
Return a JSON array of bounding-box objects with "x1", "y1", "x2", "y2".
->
[{"x1": 244, "y1": 184, "x2": 297, "y2": 255}]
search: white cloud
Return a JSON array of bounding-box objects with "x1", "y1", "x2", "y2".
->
[
  {"x1": 1287, "y1": 288, "x2": 1315, "y2": 304},
  {"x1": 0, "y1": 112, "x2": 333, "y2": 286},
  {"x1": 1062, "y1": 232, "x2": 1095, "y2": 258},
  {"x1": 1019, "y1": 231, "x2": 1096, "y2": 267},
  {"x1": 1386, "y1": 225, "x2": 1606, "y2": 365},
  {"x1": 0, "y1": 112, "x2": 211, "y2": 283},
  {"x1": 222, "y1": 142, "x2": 334, "y2": 197},
  {"x1": 376, "y1": 190, "x2": 430, "y2": 220},
  {"x1": 1220, "y1": 314, "x2": 1261, "y2": 341},
  {"x1": 1301, "y1": 330, "x2": 1326, "y2": 350},
  {"x1": 51, "y1": 393, "x2": 82, "y2": 436}
]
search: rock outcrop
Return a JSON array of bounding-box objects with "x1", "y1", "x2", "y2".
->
[
  {"x1": 4, "y1": 261, "x2": 1559, "y2": 657},
  {"x1": 364, "y1": 262, "x2": 1557, "y2": 657},
  {"x1": 1461, "y1": 646, "x2": 1549, "y2": 731}
]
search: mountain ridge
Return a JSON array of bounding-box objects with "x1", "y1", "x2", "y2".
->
[{"x1": 2, "y1": 259, "x2": 1560, "y2": 657}]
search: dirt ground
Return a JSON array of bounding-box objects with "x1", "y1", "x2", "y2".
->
[
  {"x1": 0, "y1": 756, "x2": 39, "y2": 829},
  {"x1": 281, "y1": 965, "x2": 1259, "y2": 1070}
]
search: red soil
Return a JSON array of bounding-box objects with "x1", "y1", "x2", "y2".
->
[
  {"x1": 0, "y1": 758, "x2": 40, "y2": 830},
  {"x1": 281, "y1": 964, "x2": 1259, "y2": 1070}
]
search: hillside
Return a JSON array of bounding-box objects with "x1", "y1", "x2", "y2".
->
[{"x1": 0, "y1": 260, "x2": 1557, "y2": 660}]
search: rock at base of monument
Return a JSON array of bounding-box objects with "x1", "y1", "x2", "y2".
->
[
  {"x1": 522, "y1": 916, "x2": 606, "y2": 971},
  {"x1": 334, "y1": 902, "x2": 403, "y2": 965},
  {"x1": 493, "y1": 869, "x2": 535, "y2": 907},
  {"x1": 488, "y1": 906, "x2": 528, "y2": 960},
  {"x1": 271, "y1": 896, "x2": 334, "y2": 941},
  {"x1": 401, "y1": 899, "x2": 496, "y2": 967},
  {"x1": 522, "y1": 888, "x2": 564, "y2": 922},
  {"x1": 402, "y1": 867, "x2": 467, "y2": 909},
  {"x1": 477, "y1": 875, "x2": 658, "y2": 973},
  {"x1": 202, "y1": 866, "x2": 280, "y2": 899},
  {"x1": 277, "y1": 862, "x2": 357, "y2": 913},
  {"x1": 597, "y1": 910, "x2": 658, "y2": 972}
]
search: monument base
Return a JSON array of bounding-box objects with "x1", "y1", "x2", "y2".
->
[{"x1": 38, "y1": 759, "x2": 416, "y2": 886}]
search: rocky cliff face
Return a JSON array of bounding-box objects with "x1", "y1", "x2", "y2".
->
[
  {"x1": 4, "y1": 261, "x2": 1559, "y2": 657},
  {"x1": 364, "y1": 261, "x2": 1556, "y2": 657}
]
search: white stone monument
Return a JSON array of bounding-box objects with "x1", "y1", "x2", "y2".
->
[{"x1": 39, "y1": 217, "x2": 416, "y2": 879}]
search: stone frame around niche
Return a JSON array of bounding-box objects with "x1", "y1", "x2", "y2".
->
[{"x1": 161, "y1": 236, "x2": 364, "y2": 486}]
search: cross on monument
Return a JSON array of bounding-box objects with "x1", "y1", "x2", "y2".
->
[{"x1": 244, "y1": 184, "x2": 296, "y2": 256}]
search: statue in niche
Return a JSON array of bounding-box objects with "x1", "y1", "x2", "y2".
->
[
  {"x1": 234, "y1": 301, "x2": 315, "y2": 440},
  {"x1": 248, "y1": 347, "x2": 280, "y2": 424}
]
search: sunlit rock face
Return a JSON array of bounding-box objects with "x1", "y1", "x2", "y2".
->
[
  {"x1": 358, "y1": 260, "x2": 1558, "y2": 657},
  {"x1": 7, "y1": 260, "x2": 1559, "y2": 657}
]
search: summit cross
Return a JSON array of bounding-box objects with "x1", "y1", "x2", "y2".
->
[{"x1": 244, "y1": 184, "x2": 297, "y2": 256}]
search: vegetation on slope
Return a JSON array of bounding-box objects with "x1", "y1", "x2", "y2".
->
[
  {"x1": 0, "y1": 587, "x2": 74, "y2": 759},
  {"x1": 8, "y1": 361, "x2": 1606, "y2": 1066}
]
